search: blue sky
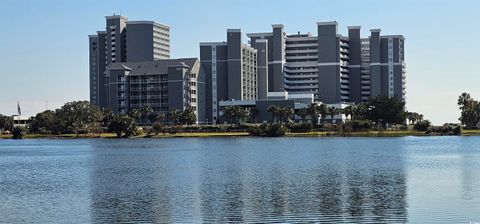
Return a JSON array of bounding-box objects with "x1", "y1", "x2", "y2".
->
[{"x1": 0, "y1": 0, "x2": 479, "y2": 124}]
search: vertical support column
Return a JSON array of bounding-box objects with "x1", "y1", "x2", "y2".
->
[
  {"x1": 317, "y1": 21, "x2": 340, "y2": 104},
  {"x1": 211, "y1": 46, "x2": 218, "y2": 121},
  {"x1": 255, "y1": 39, "x2": 268, "y2": 99},
  {"x1": 387, "y1": 37, "x2": 394, "y2": 98},
  {"x1": 271, "y1": 24, "x2": 285, "y2": 92},
  {"x1": 168, "y1": 64, "x2": 188, "y2": 111},
  {"x1": 348, "y1": 26, "x2": 362, "y2": 103},
  {"x1": 370, "y1": 29, "x2": 382, "y2": 97},
  {"x1": 227, "y1": 29, "x2": 242, "y2": 100}
]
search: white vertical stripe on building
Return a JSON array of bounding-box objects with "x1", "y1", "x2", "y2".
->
[
  {"x1": 388, "y1": 38, "x2": 394, "y2": 97},
  {"x1": 211, "y1": 46, "x2": 218, "y2": 123}
]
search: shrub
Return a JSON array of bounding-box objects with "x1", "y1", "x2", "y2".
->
[
  {"x1": 289, "y1": 123, "x2": 313, "y2": 133},
  {"x1": 12, "y1": 126, "x2": 25, "y2": 139},
  {"x1": 453, "y1": 125, "x2": 463, "y2": 135},
  {"x1": 323, "y1": 124, "x2": 338, "y2": 132},
  {"x1": 135, "y1": 127, "x2": 144, "y2": 136},
  {"x1": 414, "y1": 120, "x2": 431, "y2": 132},
  {"x1": 152, "y1": 122, "x2": 164, "y2": 135},
  {"x1": 342, "y1": 125, "x2": 353, "y2": 133},
  {"x1": 427, "y1": 123, "x2": 462, "y2": 136},
  {"x1": 248, "y1": 123, "x2": 286, "y2": 137},
  {"x1": 345, "y1": 120, "x2": 373, "y2": 132}
]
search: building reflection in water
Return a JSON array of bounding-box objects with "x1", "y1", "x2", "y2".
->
[{"x1": 88, "y1": 138, "x2": 408, "y2": 223}]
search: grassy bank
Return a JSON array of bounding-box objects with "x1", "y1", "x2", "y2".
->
[
  {"x1": 3, "y1": 129, "x2": 480, "y2": 139},
  {"x1": 461, "y1": 129, "x2": 480, "y2": 136},
  {"x1": 286, "y1": 130, "x2": 426, "y2": 137}
]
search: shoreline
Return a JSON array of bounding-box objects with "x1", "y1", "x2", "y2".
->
[{"x1": 1, "y1": 129, "x2": 480, "y2": 139}]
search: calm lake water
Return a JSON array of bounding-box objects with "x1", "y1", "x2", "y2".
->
[{"x1": 0, "y1": 137, "x2": 479, "y2": 223}]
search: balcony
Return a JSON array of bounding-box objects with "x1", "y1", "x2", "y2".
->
[
  {"x1": 286, "y1": 43, "x2": 317, "y2": 48},
  {"x1": 284, "y1": 67, "x2": 318, "y2": 73},
  {"x1": 284, "y1": 79, "x2": 318, "y2": 84},
  {"x1": 339, "y1": 41, "x2": 349, "y2": 48},
  {"x1": 285, "y1": 55, "x2": 318, "y2": 60},
  {"x1": 340, "y1": 90, "x2": 350, "y2": 95},
  {"x1": 287, "y1": 84, "x2": 319, "y2": 89},
  {"x1": 340, "y1": 48, "x2": 349, "y2": 54},
  {"x1": 285, "y1": 49, "x2": 317, "y2": 54},
  {"x1": 284, "y1": 73, "x2": 318, "y2": 79}
]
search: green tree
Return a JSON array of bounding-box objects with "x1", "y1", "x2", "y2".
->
[
  {"x1": 414, "y1": 120, "x2": 431, "y2": 132},
  {"x1": 297, "y1": 108, "x2": 308, "y2": 123},
  {"x1": 128, "y1": 108, "x2": 141, "y2": 120},
  {"x1": 140, "y1": 105, "x2": 154, "y2": 124},
  {"x1": 180, "y1": 107, "x2": 197, "y2": 125},
  {"x1": 267, "y1": 105, "x2": 280, "y2": 123},
  {"x1": 326, "y1": 106, "x2": 338, "y2": 123},
  {"x1": 224, "y1": 106, "x2": 248, "y2": 125},
  {"x1": 169, "y1": 108, "x2": 181, "y2": 125},
  {"x1": 249, "y1": 107, "x2": 258, "y2": 123},
  {"x1": 306, "y1": 103, "x2": 319, "y2": 124},
  {"x1": 366, "y1": 95, "x2": 407, "y2": 127},
  {"x1": 278, "y1": 106, "x2": 294, "y2": 123},
  {"x1": 318, "y1": 104, "x2": 328, "y2": 123},
  {"x1": 54, "y1": 101, "x2": 103, "y2": 134},
  {"x1": 12, "y1": 126, "x2": 25, "y2": 139},
  {"x1": 457, "y1": 92, "x2": 480, "y2": 129},
  {"x1": 101, "y1": 109, "x2": 114, "y2": 130},
  {"x1": 0, "y1": 114, "x2": 14, "y2": 132},
  {"x1": 343, "y1": 105, "x2": 354, "y2": 121},
  {"x1": 108, "y1": 114, "x2": 137, "y2": 137},
  {"x1": 29, "y1": 110, "x2": 56, "y2": 134},
  {"x1": 151, "y1": 113, "x2": 166, "y2": 135},
  {"x1": 353, "y1": 102, "x2": 369, "y2": 120}
]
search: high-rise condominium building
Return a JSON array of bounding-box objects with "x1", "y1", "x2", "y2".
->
[
  {"x1": 89, "y1": 15, "x2": 171, "y2": 108},
  {"x1": 199, "y1": 29, "x2": 259, "y2": 123},
  {"x1": 247, "y1": 22, "x2": 406, "y2": 104},
  {"x1": 104, "y1": 58, "x2": 206, "y2": 123}
]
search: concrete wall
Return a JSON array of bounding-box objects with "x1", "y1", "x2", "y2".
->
[
  {"x1": 126, "y1": 23, "x2": 154, "y2": 62},
  {"x1": 200, "y1": 45, "x2": 213, "y2": 122},
  {"x1": 370, "y1": 30, "x2": 382, "y2": 97},
  {"x1": 256, "y1": 40, "x2": 268, "y2": 100},
  {"x1": 255, "y1": 99, "x2": 295, "y2": 122},
  {"x1": 227, "y1": 30, "x2": 242, "y2": 100},
  {"x1": 97, "y1": 33, "x2": 107, "y2": 109},
  {"x1": 167, "y1": 65, "x2": 187, "y2": 110},
  {"x1": 89, "y1": 36, "x2": 99, "y2": 106},
  {"x1": 106, "y1": 16, "x2": 127, "y2": 63},
  {"x1": 271, "y1": 25, "x2": 285, "y2": 92},
  {"x1": 348, "y1": 27, "x2": 362, "y2": 103},
  {"x1": 317, "y1": 22, "x2": 340, "y2": 103}
]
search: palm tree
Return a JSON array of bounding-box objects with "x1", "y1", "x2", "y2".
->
[
  {"x1": 354, "y1": 102, "x2": 368, "y2": 120},
  {"x1": 344, "y1": 105, "x2": 354, "y2": 121},
  {"x1": 249, "y1": 107, "x2": 258, "y2": 123},
  {"x1": 224, "y1": 106, "x2": 247, "y2": 125},
  {"x1": 297, "y1": 108, "x2": 308, "y2": 123},
  {"x1": 318, "y1": 104, "x2": 328, "y2": 124},
  {"x1": 140, "y1": 105, "x2": 153, "y2": 124},
  {"x1": 458, "y1": 92, "x2": 472, "y2": 110},
  {"x1": 307, "y1": 103, "x2": 319, "y2": 124},
  {"x1": 279, "y1": 107, "x2": 294, "y2": 123},
  {"x1": 406, "y1": 111, "x2": 414, "y2": 125},
  {"x1": 155, "y1": 113, "x2": 166, "y2": 123},
  {"x1": 267, "y1": 105, "x2": 280, "y2": 123},
  {"x1": 417, "y1": 113, "x2": 424, "y2": 122},
  {"x1": 327, "y1": 106, "x2": 338, "y2": 123},
  {"x1": 169, "y1": 108, "x2": 181, "y2": 125}
]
